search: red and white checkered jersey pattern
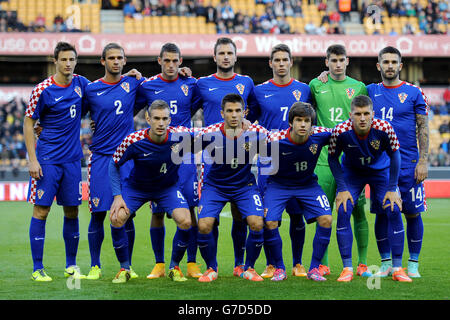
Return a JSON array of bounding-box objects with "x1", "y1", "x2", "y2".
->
[
  {"x1": 25, "y1": 77, "x2": 53, "y2": 118},
  {"x1": 405, "y1": 82, "x2": 429, "y2": 115},
  {"x1": 329, "y1": 119, "x2": 353, "y2": 155},
  {"x1": 112, "y1": 128, "x2": 147, "y2": 163},
  {"x1": 329, "y1": 118, "x2": 400, "y2": 156},
  {"x1": 372, "y1": 118, "x2": 400, "y2": 152}
]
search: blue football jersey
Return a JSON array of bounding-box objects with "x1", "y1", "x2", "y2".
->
[
  {"x1": 248, "y1": 78, "x2": 312, "y2": 129},
  {"x1": 328, "y1": 118, "x2": 400, "y2": 171},
  {"x1": 266, "y1": 126, "x2": 331, "y2": 186},
  {"x1": 25, "y1": 74, "x2": 90, "y2": 164},
  {"x1": 136, "y1": 74, "x2": 197, "y2": 127},
  {"x1": 193, "y1": 73, "x2": 256, "y2": 126},
  {"x1": 197, "y1": 122, "x2": 269, "y2": 190},
  {"x1": 112, "y1": 126, "x2": 192, "y2": 190},
  {"x1": 85, "y1": 76, "x2": 144, "y2": 155},
  {"x1": 367, "y1": 81, "x2": 428, "y2": 168}
]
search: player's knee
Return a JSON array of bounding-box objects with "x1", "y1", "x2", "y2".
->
[
  {"x1": 63, "y1": 206, "x2": 78, "y2": 218},
  {"x1": 247, "y1": 216, "x2": 264, "y2": 232},
  {"x1": 173, "y1": 209, "x2": 192, "y2": 230},
  {"x1": 198, "y1": 219, "x2": 214, "y2": 234},
  {"x1": 265, "y1": 220, "x2": 279, "y2": 230},
  {"x1": 33, "y1": 205, "x2": 50, "y2": 220},
  {"x1": 317, "y1": 215, "x2": 332, "y2": 228}
]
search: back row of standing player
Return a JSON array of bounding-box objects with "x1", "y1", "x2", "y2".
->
[{"x1": 24, "y1": 37, "x2": 428, "y2": 283}]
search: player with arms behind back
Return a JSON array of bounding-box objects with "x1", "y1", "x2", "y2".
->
[{"x1": 24, "y1": 42, "x2": 90, "y2": 281}]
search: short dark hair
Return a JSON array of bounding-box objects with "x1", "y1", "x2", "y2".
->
[
  {"x1": 270, "y1": 43, "x2": 292, "y2": 61},
  {"x1": 54, "y1": 42, "x2": 77, "y2": 60},
  {"x1": 214, "y1": 37, "x2": 236, "y2": 55},
  {"x1": 288, "y1": 102, "x2": 316, "y2": 124},
  {"x1": 326, "y1": 44, "x2": 346, "y2": 59},
  {"x1": 221, "y1": 93, "x2": 244, "y2": 110},
  {"x1": 147, "y1": 99, "x2": 170, "y2": 115},
  {"x1": 160, "y1": 42, "x2": 181, "y2": 58},
  {"x1": 378, "y1": 46, "x2": 402, "y2": 62},
  {"x1": 102, "y1": 42, "x2": 125, "y2": 60},
  {"x1": 351, "y1": 95, "x2": 373, "y2": 111}
]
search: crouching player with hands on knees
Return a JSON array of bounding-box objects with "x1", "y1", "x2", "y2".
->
[
  {"x1": 328, "y1": 95, "x2": 411, "y2": 282},
  {"x1": 108, "y1": 100, "x2": 193, "y2": 283},
  {"x1": 195, "y1": 93, "x2": 268, "y2": 283},
  {"x1": 263, "y1": 102, "x2": 333, "y2": 281}
]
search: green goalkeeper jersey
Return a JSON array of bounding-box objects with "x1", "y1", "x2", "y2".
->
[{"x1": 309, "y1": 74, "x2": 368, "y2": 166}]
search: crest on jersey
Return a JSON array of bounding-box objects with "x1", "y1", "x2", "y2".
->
[
  {"x1": 235, "y1": 83, "x2": 245, "y2": 95},
  {"x1": 370, "y1": 139, "x2": 380, "y2": 150},
  {"x1": 309, "y1": 144, "x2": 318, "y2": 155},
  {"x1": 398, "y1": 93, "x2": 408, "y2": 103},
  {"x1": 37, "y1": 189, "x2": 44, "y2": 199},
  {"x1": 74, "y1": 86, "x2": 82, "y2": 98},
  {"x1": 171, "y1": 143, "x2": 180, "y2": 153},
  {"x1": 198, "y1": 205, "x2": 203, "y2": 214},
  {"x1": 92, "y1": 197, "x2": 100, "y2": 207},
  {"x1": 346, "y1": 88, "x2": 355, "y2": 99},
  {"x1": 292, "y1": 90, "x2": 302, "y2": 101},
  {"x1": 121, "y1": 82, "x2": 130, "y2": 93},
  {"x1": 242, "y1": 141, "x2": 252, "y2": 152},
  {"x1": 181, "y1": 84, "x2": 189, "y2": 96}
]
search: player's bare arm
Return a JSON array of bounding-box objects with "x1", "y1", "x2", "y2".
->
[
  {"x1": 415, "y1": 113, "x2": 429, "y2": 184},
  {"x1": 124, "y1": 68, "x2": 142, "y2": 80},
  {"x1": 24, "y1": 117, "x2": 43, "y2": 179}
]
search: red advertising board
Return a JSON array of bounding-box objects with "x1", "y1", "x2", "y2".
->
[{"x1": 0, "y1": 33, "x2": 449, "y2": 57}]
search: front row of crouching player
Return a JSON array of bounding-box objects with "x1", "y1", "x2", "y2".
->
[{"x1": 106, "y1": 94, "x2": 411, "y2": 283}]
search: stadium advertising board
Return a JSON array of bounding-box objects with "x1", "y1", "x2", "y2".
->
[{"x1": 0, "y1": 33, "x2": 449, "y2": 57}]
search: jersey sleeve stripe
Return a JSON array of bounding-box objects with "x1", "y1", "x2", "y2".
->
[
  {"x1": 328, "y1": 119, "x2": 352, "y2": 155},
  {"x1": 372, "y1": 118, "x2": 400, "y2": 152},
  {"x1": 25, "y1": 77, "x2": 52, "y2": 118},
  {"x1": 112, "y1": 129, "x2": 147, "y2": 163}
]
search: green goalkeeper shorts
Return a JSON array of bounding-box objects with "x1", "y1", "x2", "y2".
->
[{"x1": 314, "y1": 164, "x2": 366, "y2": 211}]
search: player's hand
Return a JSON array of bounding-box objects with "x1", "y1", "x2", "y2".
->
[
  {"x1": 34, "y1": 124, "x2": 42, "y2": 138},
  {"x1": 125, "y1": 68, "x2": 142, "y2": 80},
  {"x1": 90, "y1": 120, "x2": 96, "y2": 134},
  {"x1": 414, "y1": 159, "x2": 428, "y2": 184},
  {"x1": 178, "y1": 67, "x2": 192, "y2": 77},
  {"x1": 318, "y1": 70, "x2": 330, "y2": 83},
  {"x1": 110, "y1": 195, "x2": 130, "y2": 224},
  {"x1": 242, "y1": 118, "x2": 252, "y2": 130},
  {"x1": 382, "y1": 191, "x2": 402, "y2": 212},
  {"x1": 335, "y1": 191, "x2": 354, "y2": 213},
  {"x1": 28, "y1": 159, "x2": 43, "y2": 179}
]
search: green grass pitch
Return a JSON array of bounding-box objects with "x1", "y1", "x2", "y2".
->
[{"x1": 0, "y1": 199, "x2": 449, "y2": 300}]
